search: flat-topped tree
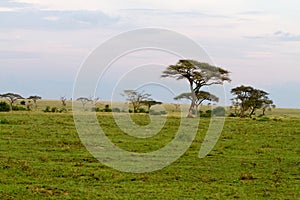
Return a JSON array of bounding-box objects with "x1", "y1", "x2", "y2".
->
[
  {"x1": 174, "y1": 91, "x2": 219, "y2": 116},
  {"x1": 141, "y1": 100, "x2": 162, "y2": 111},
  {"x1": 0, "y1": 93, "x2": 24, "y2": 110},
  {"x1": 28, "y1": 95, "x2": 42, "y2": 109},
  {"x1": 162, "y1": 60, "x2": 230, "y2": 117},
  {"x1": 76, "y1": 97, "x2": 92, "y2": 110}
]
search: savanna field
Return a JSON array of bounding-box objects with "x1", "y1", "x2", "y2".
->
[{"x1": 0, "y1": 101, "x2": 299, "y2": 199}]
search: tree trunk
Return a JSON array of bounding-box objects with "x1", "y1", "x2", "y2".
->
[
  {"x1": 187, "y1": 102, "x2": 195, "y2": 118},
  {"x1": 240, "y1": 108, "x2": 245, "y2": 118},
  {"x1": 249, "y1": 108, "x2": 255, "y2": 118},
  {"x1": 187, "y1": 84, "x2": 197, "y2": 118},
  {"x1": 262, "y1": 108, "x2": 266, "y2": 115}
]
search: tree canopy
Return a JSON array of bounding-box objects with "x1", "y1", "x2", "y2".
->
[
  {"x1": 122, "y1": 90, "x2": 152, "y2": 113},
  {"x1": 231, "y1": 85, "x2": 275, "y2": 118}
]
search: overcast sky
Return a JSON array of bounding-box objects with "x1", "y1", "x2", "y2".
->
[{"x1": 0, "y1": 0, "x2": 299, "y2": 108}]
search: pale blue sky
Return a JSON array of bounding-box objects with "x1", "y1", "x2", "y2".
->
[{"x1": 0, "y1": 0, "x2": 299, "y2": 108}]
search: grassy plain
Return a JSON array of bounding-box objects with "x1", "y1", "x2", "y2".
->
[{"x1": 0, "y1": 100, "x2": 299, "y2": 199}]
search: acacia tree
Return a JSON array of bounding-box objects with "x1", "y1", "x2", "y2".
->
[
  {"x1": 174, "y1": 91, "x2": 219, "y2": 115},
  {"x1": 0, "y1": 93, "x2": 24, "y2": 110},
  {"x1": 231, "y1": 85, "x2": 274, "y2": 118},
  {"x1": 122, "y1": 90, "x2": 151, "y2": 113},
  {"x1": 162, "y1": 60, "x2": 230, "y2": 117},
  {"x1": 76, "y1": 97, "x2": 92, "y2": 110},
  {"x1": 141, "y1": 100, "x2": 162, "y2": 111},
  {"x1": 28, "y1": 95, "x2": 42, "y2": 109}
]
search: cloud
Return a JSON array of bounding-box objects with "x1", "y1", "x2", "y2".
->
[
  {"x1": 244, "y1": 30, "x2": 300, "y2": 42},
  {"x1": 0, "y1": 9, "x2": 119, "y2": 30},
  {"x1": 273, "y1": 31, "x2": 300, "y2": 42}
]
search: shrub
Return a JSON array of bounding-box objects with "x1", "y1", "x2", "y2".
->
[
  {"x1": 0, "y1": 119, "x2": 9, "y2": 124},
  {"x1": 138, "y1": 108, "x2": 147, "y2": 113},
  {"x1": 112, "y1": 108, "x2": 121, "y2": 113},
  {"x1": 12, "y1": 106, "x2": 26, "y2": 111},
  {"x1": 104, "y1": 105, "x2": 112, "y2": 112},
  {"x1": 44, "y1": 106, "x2": 51, "y2": 112},
  {"x1": 212, "y1": 106, "x2": 226, "y2": 116},
  {"x1": 59, "y1": 108, "x2": 68, "y2": 113},
  {"x1": 0, "y1": 102, "x2": 10, "y2": 112},
  {"x1": 228, "y1": 113, "x2": 236, "y2": 117},
  {"x1": 51, "y1": 107, "x2": 57, "y2": 113},
  {"x1": 20, "y1": 100, "x2": 26, "y2": 105},
  {"x1": 200, "y1": 110, "x2": 212, "y2": 117}
]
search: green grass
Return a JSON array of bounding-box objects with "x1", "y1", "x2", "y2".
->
[{"x1": 0, "y1": 107, "x2": 299, "y2": 199}]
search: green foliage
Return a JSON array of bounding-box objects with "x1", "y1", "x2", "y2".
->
[
  {"x1": 0, "y1": 119, "x2": 9, "y2": 124},
  {"x1": 228, "y1": 112, "x2": 237, "y2": 117},
  {"x1": 231, "y1": 85, "x2": 274, "y2": 118},
  {"x1": 103, "y1": 104, "x2": 112, "y2": 112},
  {"x1": 0, "y1": 101, "x2": 10, "y2": 112},
  {"x1": 200, "y1": 110, "x2": 212, "y2": 117},
  {"x1": 212, "y1": 106, "x2": 226, "y2": 116},
  {"x1": 43, "y1": 106, "x2": 51, "y2": 112},
  {"x1": 51, "y1": 107, "x2": 57, "y2": 113},
  {"x1": 12, "y1": 105, "x2": 27, "y2": 111}
]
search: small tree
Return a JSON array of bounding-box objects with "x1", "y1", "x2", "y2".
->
[
  {"x1": 122, "y1": 90, "x2": 151, "y2": 113},
  {"x1": 28, "y1": 95, "x2": 42, "y2": 109},
  {"x1": 174, "y1": 91, "x2": 219, "y2": 116},
  {"x1": 162, "y1": 59, "x2": 230, "y2": 117},
  {"x1": 0, "y1": 93, "x2": 24, "y2": 111},
  {"x1": 231, "y1": 85, "x2": 275, "y2": 118},
  {"x1": 141, "y1": 100, "x2": 162, "y2": 112},
  {"x1": 76, "y1": 97, "x2": 92, "y2": 110},
  {"x1": 60, "y1": 96, "x2": 67, "y2": 108}
]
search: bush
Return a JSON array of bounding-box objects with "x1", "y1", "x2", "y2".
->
[
  {"x1": 12, "y1": 106, "x2": 26, "y2": 111},
  {"x1": 0, "y1": 102, "x2": 10, "y2": 112},
  {"x1": 20, "y1": 100, "x2": 26, "y2": 105},
  {"x1": 59, "y1": 108, "x2": 68, "y2": 113},
  {"x1": 112, "y1": 108, "x2": 121, "y2": 113},
  {"x1": 228, "y1": 113, "x2": 237, "y2": 117},
  {"x1": 103, "y1": 105, "x2": 112, "y2": 112},
  {"x1": 44, "y1": 106, "x2": 51, "y2": 112},
  {"x1": 138, "y1": 108, "x2": 147, "y2": 113},
  {"x1": 212, "y1": 106, "x2": 226, "y2": 116},
  {"x1": 200, "y1": 110, "x2": 212, "y2": 118},
  {"x1": 0, "y1": 119, "x2": 9, "y2": 124},
  {"x1": 51, "y1": 107, "x2": 57, "y2": 113}
]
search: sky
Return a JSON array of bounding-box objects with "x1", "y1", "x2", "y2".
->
[{"x1": 0, "y1": 0, "x2": 299, "y2": 108}]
